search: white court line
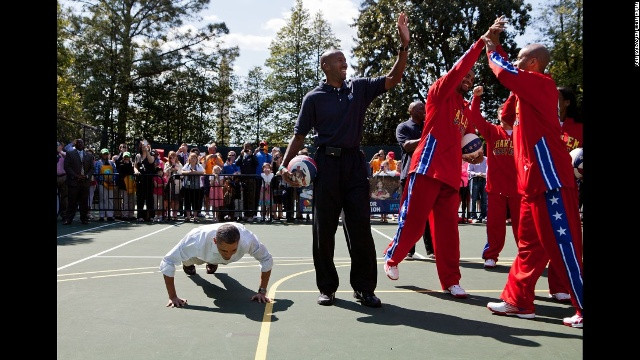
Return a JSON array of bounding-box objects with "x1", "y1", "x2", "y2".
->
[
  {"x1": 57, "y1": 225, "x2": 175, "y2": 271},
  {"x1": 56, "y1": 221, "x2": 121, "y2": 239},
  {"x1": 371, "y1": 227, "x2": 393, "y2": 241}
]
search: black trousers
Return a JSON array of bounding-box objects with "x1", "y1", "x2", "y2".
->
[
  {"x1": 312, "y1": 147, "x2": 377, "y2": 294},
  {"x1": 66, "y1": 181, "x2": 90, "y2": 222}
]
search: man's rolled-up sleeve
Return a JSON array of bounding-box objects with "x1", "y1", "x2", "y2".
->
[
  {"x1": 159, "y1": 241, "x2": 186, "y2": 277},
  {"x1": 247, "y1": 235, "x2": 273, "y2": 272}
]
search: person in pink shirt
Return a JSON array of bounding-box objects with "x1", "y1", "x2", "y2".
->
[
  {"x1": 152, "y1": 167, "x2": 167, "y2": 222},
  {"x1": 459, "y1": 160, "x2": 471, "y2": 224}
]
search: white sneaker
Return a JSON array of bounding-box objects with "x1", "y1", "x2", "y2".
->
[
  {"x1": 549, "y1": 293, "x2": 571, "y2": 302},
  {"x1": 405, "y1": 253, "x2": 414, "y2": 260},
  {"x1": 384, "y1": 263, "x2": 399, "y2": 280},
  {"x1": 484, "y1": 259, "x2": 497, "y2": 268},
  {"x1": 487, "y1": 301, "x2": 535, "y2": 319},
  {"x1": 444, "y1": 284, "x2": 468, "y2": 298},
  {"x1": 563, "y1": 313, "x2": 583, "y2": 328},
  {"x1": 426, "y1": 253, "x2": 436, "y2": 260}
]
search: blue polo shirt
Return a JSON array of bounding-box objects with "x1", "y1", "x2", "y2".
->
[
  {"x1": 395, "y1": 118, "x2": 423, "y2": 181},
  {"x1": 294, "y1": 77, "x2": 387, "y2": 148}
]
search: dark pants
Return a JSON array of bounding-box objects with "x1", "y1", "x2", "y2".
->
[
  {"x1": 470, "y1": 177, "x2": 487, "y2": 219},
  {"x1": 136, "y1": 177, "x2": 155, "y2": 220},
  {"x1": 242, "y1": 177, "x2": 257, "y2": 217},
  {"x1": 312, "y1": 147, "x2": 377, "y2": 294},
  {"x1": 66, "y1": 180, "x2": 90, "y2": 222},
  {"x1": 459, "y1": 185, "x2": 470, "y2": 219},
  {"x1": 401, "y1": 179, "x2": 434, "y2": 255}
]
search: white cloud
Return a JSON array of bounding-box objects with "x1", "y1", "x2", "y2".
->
[
  {"x1": 264, "y1": 18, "x2": 287, "y2": 32},
  {"x1": 220, "y1": 33, "x2": 272, "y2": 51}
]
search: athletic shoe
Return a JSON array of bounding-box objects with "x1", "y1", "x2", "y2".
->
[
  {"x1": 563, "y1": 313, "x2": 583, "y2": 328},
  {"x1": 317, "y1": 292, "x2": 335, "y2": 306},
  {"x1": 484, "y1": 259, "x2": 497, "y2": 268},
  {"x1": 384, "y1": 263, "x2": 399, "y2": 280},
  {"x1": 487, "y1": 301, "x2": 535, "y2": 319},
  {"x1": 405, "y1": 253, "x2": 414, "y2": 260},
  {"x1": 550, "y1": 293, "x2": 571, "y2": 302},
  {"x1": 444, "y1": 284, "x2": 468, "y2": 298},
  {"x1": 353, "y1": 291, "x2": 382, "y2": 308},
  {"x1": 426, "y1": 253, "x2": 436, "y2": 260}
]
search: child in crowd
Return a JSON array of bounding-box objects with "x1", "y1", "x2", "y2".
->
[
  {"x1": 209, "y1": 165, "x2": 224, "y2": 222},
  {"x1": 260, "y1": 162, "x2": 274, "y2": 221},
  {"x1": 153, "y1": 167, "x2": 167, "y2": 222}
]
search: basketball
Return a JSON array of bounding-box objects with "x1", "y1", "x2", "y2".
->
[
  {"x1": 287, "y1": 155, "x2": 318, "y2": 187},
  {"x1": 461, "y1": 133, "x2": 483, "y2": 154},
  {"x1": 569, "y1": 147, "x2": 583, "y2": 179}
]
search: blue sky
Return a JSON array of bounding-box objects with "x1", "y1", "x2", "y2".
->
[
  {"x1": 200, "y1": 0, "x2": 546, "y2": 78},
  {"x1": 62, "y1": 0, "x2": 546, "y2": 78}
]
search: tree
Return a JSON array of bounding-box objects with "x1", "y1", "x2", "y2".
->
[
  {"x1": 233, "y1": 66, "x2": 273, "y2": 147},
  {"x1": 57, "y1": 1, "x2": 85, "y2": 143},
  {"x1": 264, "y1": 0, "x2": 341, "y2": 144},
  {"x1": 352, "y1": 0, "x2": 532, "y2": 145},
  {"x1": 537, "y1": 0, "x2": 583, "y2": 105},
  {"x1": 63, "y1": 0, "x2": 232, "y2": 150}
]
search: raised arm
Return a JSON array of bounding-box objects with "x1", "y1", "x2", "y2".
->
[{"x1": 384, "y1": 12, "x2": 410, "y2": 90}]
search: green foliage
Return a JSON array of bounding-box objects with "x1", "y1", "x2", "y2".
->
[
  {"x1": 233, "y1": 66, "x2": 275, "y2": 147},
  {"x1": 57, "y1": 1, "x2": 85, "y2": 143},
  {"x1": 352, "y1": 0, "x2": 532, "y2": 145},
  {"x1": 537, "y1": 0, "x2": 583, "y2": 106},
  {"x1": 264, "y1": 0, "x2": 341, "y2": 145},
  {"x1": 60, "y1": 0, "x2": 234, "y2": 150}
]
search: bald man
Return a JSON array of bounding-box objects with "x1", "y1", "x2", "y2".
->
[
  {"x1": 482, "y1": 17, "x2": 583, "y2": 328},
  {"x1": 277, "y1": 13, "x2": 411, "y2": 308}
]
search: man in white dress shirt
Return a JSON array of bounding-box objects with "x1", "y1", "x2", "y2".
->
[{"x1": 160, "y1": 222, "x2": 273, "y2": 307}]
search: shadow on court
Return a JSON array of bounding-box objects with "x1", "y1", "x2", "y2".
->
[
  {"x1": 332, "y1": 300, "x2": 582, "y2": 347},
  {"x1": 184, "y1": 273, "x2": 293, "y2": 323}
]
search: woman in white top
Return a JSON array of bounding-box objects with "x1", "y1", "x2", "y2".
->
[{"x1": 181, "y1": 152, "x2": 205, "y2": 222}]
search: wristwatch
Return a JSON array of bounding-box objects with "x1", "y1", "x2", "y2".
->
[
  {"x1": 399, "y1": 45, "x2": 409, "y2": 52},
  {"x1": 258, "y1": 287, "x2": 267, "y2": 295}
]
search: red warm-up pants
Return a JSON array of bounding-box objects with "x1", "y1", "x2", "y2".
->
[
  {"x1": 500, "y1": 187, "x2": 583, "y2": 314},
  {"x1": 384, "y1": 174, "x2": 462, "y2": 290}
]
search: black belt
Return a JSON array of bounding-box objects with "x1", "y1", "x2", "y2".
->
[{"x1": 320, "y1": 146, "x2": 359, "y2": 157}]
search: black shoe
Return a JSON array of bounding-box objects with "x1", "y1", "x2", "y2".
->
[
  {"x1": 206, "y1": 264, "x2": 218, "y2": 274},
  {"x1": 98, "y1": 217, "x2": 105, "y2": 222},
  {"x1": 107, "y1": 217, "x2": 115, "y2": 222},
  {"x1": 81, "y1": 220, "x2": 89, "y2": 224},
  {"x1": 183, "y1": 264, "x2": 196, "y2": 276},
  {"x1": 353, "y1": 291, "x2": 382, "y2": 308},
  {"x1": 62, "y1": 220, "x2": 72, "y2": 225},
  {"x1": 317, "y1": 292, "x2": 335, "y2": 306}
]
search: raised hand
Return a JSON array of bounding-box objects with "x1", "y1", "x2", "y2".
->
[
  {"x1": 397, "y1": 12, "x2": 410, "y2": 47},
  {"x1": 482, "y1": 15, "x2": 506, "y2": 51},
  {"x1": 473, "y1": 86, "x2": 484, "y2": 97}
]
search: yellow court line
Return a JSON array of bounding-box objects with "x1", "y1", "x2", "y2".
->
[{"x1": 254, "y1": 264, "x2": 351, "y2": 360}]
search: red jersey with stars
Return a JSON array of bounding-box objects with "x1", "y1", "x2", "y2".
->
[
  {"x1": 560, "y1": 117, "x2": 583, "y2": 152},
  {"x1": 469, "y1": 96, "x2": 518, "y2": 197},
  {"x1": 488, "y1": 44, "x2": 575, "y2": 196},
  {"x1": 409, "y1": 39, "x2": 483, "y2": 190}
]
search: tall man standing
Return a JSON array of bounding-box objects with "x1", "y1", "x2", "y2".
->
[
  {"x1": 279, "y1": 13, "x2": 410, "y2": 308},
  {"x1": 482, "y1": 17, "x2": 583, "y2": 328},
  {"x1": 63, "y1": 138, "x2": 95, "y2": 225}
]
